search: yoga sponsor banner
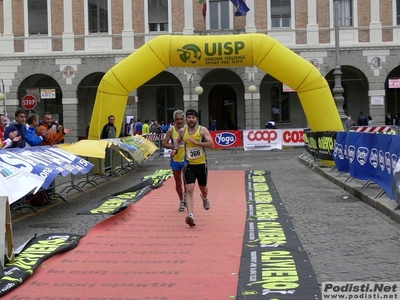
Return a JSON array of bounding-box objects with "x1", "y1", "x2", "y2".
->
[
  {"x1": 334, "y1": 132, "x2": 400, "y2": 199},
  {"x1": 0, "y1": 233, "x2": 83, "y2": 297},
  {"x1": 237, "y1": 170, "x2": 321, "y2": 299},
  {"x1": 210, "y1": 130, "x2": 243, "y2": 149}
]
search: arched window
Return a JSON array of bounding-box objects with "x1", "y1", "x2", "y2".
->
[
  {"x1": 271, "y1": 83, "x2": 290, "y2": 122},
  {"x1": 156, "y1": 86, "x2": 175, "y2": 123}
]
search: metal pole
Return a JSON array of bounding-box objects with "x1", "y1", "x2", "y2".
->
[
  {"x1": 189, "y1": 73, "x2": 194, "y2": 108},
  {"x1": 332, "y1": 0, "x2": 346, "y2": 122},
  {"x1": 251, "y1": 92, "x2": 254, "y2": 129},
  {"x1": 1, "y1": 79, "x2": 5, "y2": 114}
]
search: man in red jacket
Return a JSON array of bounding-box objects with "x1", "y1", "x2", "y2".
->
[{"x1": 37, "y1": 112, "x2": 72, "y2": 146}]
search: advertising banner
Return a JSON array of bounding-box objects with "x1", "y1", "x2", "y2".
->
[
  {"x1": 281, "y1": 129, "x2": 305, "y2": 146},
  {"x1": 0, "y1": 146, "x2": 94, "y2": 190},
  {"x1": 243, "y1": 130, "x2": 282, "y2": 151},
  {"x1": 210, "y1": 130, "x2": 242, "y2": 149},
  {"x1": 334, "y1": 132, "x2": 400, "y2": 199}
]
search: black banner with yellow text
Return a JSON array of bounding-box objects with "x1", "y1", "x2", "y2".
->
[{"x1": 237, "y1": 171, "x2": 320, "y2": 299}]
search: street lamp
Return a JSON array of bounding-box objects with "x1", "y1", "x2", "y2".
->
[
  {"x1": 332, "y1": 0, "x2": 346, "y2": 122},
  {"x1": 248, "y1": 84, "x2": 257, "y2": 129},
  {"x1": 189, "y1": 72, "x2": 203, "y2": 108}
]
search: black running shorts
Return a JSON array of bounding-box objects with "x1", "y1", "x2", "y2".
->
[{"x1": 183, "y1": 163, "x2": 208, "y2": 186}]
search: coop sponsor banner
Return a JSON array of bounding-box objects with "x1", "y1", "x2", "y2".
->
[
  {"x1": 243, "y1": 130, "x2": 282, "y2": 151},
  {"x1": 334, "y1": 132, "x2": 400, "y2": 199},
  {"x1": 281, "y1": 129, "x2": 305, "y2": 146},
  {"x1": 210, "y1": 130, "x2": 242, "y2": 149}
]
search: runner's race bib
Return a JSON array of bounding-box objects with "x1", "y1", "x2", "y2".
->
[{"x1": 187, "y1": 147, "x2": 204, "y2": 160}]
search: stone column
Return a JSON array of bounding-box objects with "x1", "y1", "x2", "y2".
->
[
  {"x1": 62, "y1": 0, "x2": 75, "y2": 52},
  {"x1": 122, "y1": 0, "x2": 134, "y2": 50}
]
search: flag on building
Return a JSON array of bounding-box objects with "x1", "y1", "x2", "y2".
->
[
  {"x1": 230, "y1": 0, "x2": 250, "y2": 16},
  {"x1": 199, "y1": 0, "x2": 207, "y2": 21}
]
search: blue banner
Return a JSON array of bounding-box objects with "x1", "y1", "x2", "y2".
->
[
  {"x1": 0, "y1": 146, "x2": 94, "y2": 190},
  {"x1": 334, "y1": 132, "x2": 400, "y2": 199},
  {"x1": 0, "y1": 149, "x2": 59, "y2": 189}
]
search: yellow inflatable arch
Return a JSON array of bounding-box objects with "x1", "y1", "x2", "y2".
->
[{"x1": 89, "y1": 33, "x2": 343, "y2": 139}]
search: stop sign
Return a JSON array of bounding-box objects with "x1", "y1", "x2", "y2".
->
[{"x1": 21, "y1": 94, "x2": 37, "y2": 110}]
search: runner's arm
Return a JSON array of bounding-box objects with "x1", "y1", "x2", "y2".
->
[
  {"x1": 171, "y1": 127, "x2": 184, "y2": 157},
  {"x1": 162, "y1": 127, "x2": 173, "y2": 149}
]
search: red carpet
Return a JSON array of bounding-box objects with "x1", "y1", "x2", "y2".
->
[{"x1": 6, "y1": 171, "x2": 246, "y2": 299}]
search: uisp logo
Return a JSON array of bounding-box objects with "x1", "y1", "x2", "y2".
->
[{"x1": 215, "y1": 132, "x2": 236, "y2": 146}]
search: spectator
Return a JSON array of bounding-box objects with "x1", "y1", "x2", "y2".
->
[
  {"x1": 128, "y1": 118, "x2": 135, "y2": 136},
  {"x1": 85, "y1": 122, "x2": 90, "y2": 139},
  {"x1": 357, "y1": 112, "x2": 368, "y2": 126},
  {"x1": 0, "y1": 113, "x2": 20, "y2": 149},
  {"x1": 37, "y1": 112, "x2": 72, "y2": 146},
  {"x1": 161, "y1": 121, "x2": 169, "y2": 133},
  {"x1": 367, "y1": 116, "x2": 374, "y2": 126},
  {"x1": 100, "y1": 115, "x2": 117, "y2": 139},
  {"x1": 5, "y1": 108, "x2": 28, "y2": 148},
  {"x1": 265, "y1": 120, "x2": 277, "y2": 129},
  {"x1": 135, "y1": 118, "x2": 143, "y2": 135},
  {"x1": 345, "y1": 116, "x2": 352, "y2": 131},
  {"x1": 150, "y1": 120, "x2": 162, "y2": 134},
  {"x1": 26, "y1": 114, "x2": 48, "y2": 147},
  {"x1": 385, "y1": 113, "x2": 392, "y2": 125},
  {"x1": 210, "y1": 119, "x2": 217, "y2": 131},
  {"x1": 142, "y1": 119, "x2": 150, "y2": 135}
]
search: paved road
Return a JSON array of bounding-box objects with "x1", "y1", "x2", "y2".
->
[{"x1": 10, "y1": 148, "x2": 400, "y2": 285}]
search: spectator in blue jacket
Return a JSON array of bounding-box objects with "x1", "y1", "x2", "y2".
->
[
  {"x1": 26, "y1": 114, "x2": 48, "y2": 147},
  {"x1": 357, "y1": 112, "x2": 368, "y2": 126},
  {"x1": 4, "y1": 108, "x2": 27, "y2": 148}
]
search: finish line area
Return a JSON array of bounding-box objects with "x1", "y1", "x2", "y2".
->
[{"x1": 2, "y1": 170, "x2": 320, "y2": 299}]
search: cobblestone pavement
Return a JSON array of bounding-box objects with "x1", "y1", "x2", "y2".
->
[{"x1": 10, "y1": 148, "x2": 400, "y2": 285}]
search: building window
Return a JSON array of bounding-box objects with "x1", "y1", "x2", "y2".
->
[
  {"x1": 156, "y1": 86, "x2": 175, "y2": 124},
  {"x1": 271, "y1": 83, "x2": 290, "y2": 122},
  {"x1": 271, "y1": 0, "x2": 291, "y2": 28},
  {"x1": 397, "y1": 0, "x2": 400, "y2": 25},
  {"x1": 148, "y1": 0, "x2": 169, "y2": 32},
  {"x1": 28, "y1": 0, "x2": 48, "y2": 35},
  {"x1": 210, "y1": 0, "x2": 230, "y2": 30},
  {"x1": 337, "y1": 0, "x2": 353, "y2": 27},
  {"x1": 88, "y1": 0, "x2": 108, "y2": 33}
]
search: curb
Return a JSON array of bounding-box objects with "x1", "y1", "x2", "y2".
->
[{"x1": 298, "y1": 156, "x2": 400, "y2": 224}]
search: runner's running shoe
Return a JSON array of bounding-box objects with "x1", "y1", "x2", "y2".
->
[
  {"x1": 185, "y1": 215, "x2": 196, "y2": 227},
  {"x1": 179, "y1": 201, "x2": 185, "y2": 211},
  {"x1": 200, "y1": 194, "x2": 210, "y2": 210}
]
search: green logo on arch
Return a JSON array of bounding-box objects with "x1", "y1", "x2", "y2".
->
[{"x1": 178, "y1": 44, "x2": 202, "y2": 64}]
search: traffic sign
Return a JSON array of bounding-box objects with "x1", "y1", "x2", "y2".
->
[{"x1": 21, "y1": 94, "x2": 37, "y2": 110}]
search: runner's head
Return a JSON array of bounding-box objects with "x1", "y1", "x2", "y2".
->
[
  {"x1": 185, "y1": 108, "x2": 199, "y2": 128},
  {"x1": 173, "y1": 110, "x2": 185, "y2": 128}
]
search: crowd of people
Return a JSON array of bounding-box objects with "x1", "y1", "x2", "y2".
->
[
  {"x1": 122, "y1": 118, "x2": 182, "y2": 137},
  {"x1": 0, "y1": 108, "x2": 72, "y2": 149}
]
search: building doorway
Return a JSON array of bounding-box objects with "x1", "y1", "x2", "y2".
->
[{"x1": 208, "y1": 84, "x2": 237, "y2": 130}]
